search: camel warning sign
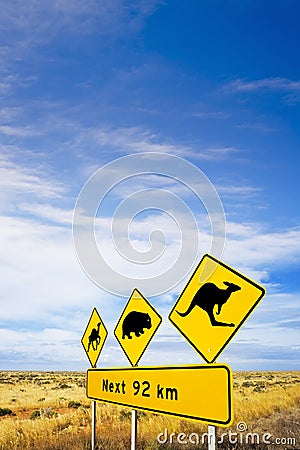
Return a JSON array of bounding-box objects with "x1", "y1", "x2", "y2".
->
[
  {"x1": 169, "y1": 254, "x2": 265, "y2": 363},
  {"x1": 87, "y1": 364, "x2": 233, "y2": 426},
  {"x1": 114, "y1": 289, "x2": 162, "y2": 367},
  {"x1": 81, "y1": 308, "x2": 108, "y2": 368}
]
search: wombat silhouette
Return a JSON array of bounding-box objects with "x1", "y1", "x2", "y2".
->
[
  {"x1": 122, "y1": 311, "x2": 152, "y2": 339},
  {"x1": 176, "y1": 281, "x2": 241, "y2": 327}
]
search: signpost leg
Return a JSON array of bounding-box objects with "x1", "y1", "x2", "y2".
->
[
  {"x1": 131, "y1": 409, "x2": 137, "y2": 450},
  {"x1": 91, "y1": 400, "x2": 96, "y2": 450},
  {"x1": 208, "y1": 425, "x2": 216, "y2": 450}
]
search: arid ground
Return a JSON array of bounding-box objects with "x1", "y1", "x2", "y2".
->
[{"x1": 0, "y1": 371, "x2": 299, "y2": 449}]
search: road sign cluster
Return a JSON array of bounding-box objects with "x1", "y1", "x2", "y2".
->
[{"x1": 82, "y1": 253, "x2": 266, "y2": 427}]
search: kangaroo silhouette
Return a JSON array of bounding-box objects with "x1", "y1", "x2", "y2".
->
[
  {"x1": 176, "y1": 281, "x2": 241, "y2": 327},
  {"x1": 87, "y1": 322, "x2": 101, "y2": 351}
]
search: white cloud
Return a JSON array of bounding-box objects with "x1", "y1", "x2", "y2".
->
[
  {"x1": 225, "y1": 77, "x2": 300, "y2": 93},
  {"x1": 0, "y1": 107, "x2": 22, "y2": 120},
  {"x1": 0, "y1": 327, "x2": 84, "y2": 368},
  {"x1": 0, "y1": 0, "x2": 162, "y2": 97},
  {"x1": 192, "y1": 146, "x2": 241, "y2": 161},
  {"x1": 0, "y1": 72, "x2": 36, "y2": 98},
  {"x1": 69, "y1": 125, "x2": 243, "y2": 165},
  {"x1": 0, "y1": 0, "x2": 161, "y2": 49},
  {"x1": 19, "y1": 203, "x2": 73, "y2": 225},
  {"x1": 191, "y1": 111, "x2": 230, "y2": 120},
  {"x1": 235, "y1": 122, "x2": 275, "y2": 133},
  {"x1": 0, "y1": 151, "x2": 67, "y2": 212},
  {"x1": 224, "y1": 77, "x2": 300, "y2": 103},
  {"x1": 72, "y1": 126, "x2": 194, "y2": 158},
  {"x1": 0, "y1": 125, "x2": 41, "y2": 137},
  {"x1": 217, "y1": 185, "x2": 261, "y2": 197},
  {"x1": 224, "y1": 222, "x2": 300, "y2": 274}
]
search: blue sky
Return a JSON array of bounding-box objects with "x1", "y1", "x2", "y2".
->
[{"x1": 0, "y1": 0, "x2": 299, "y2": 371}]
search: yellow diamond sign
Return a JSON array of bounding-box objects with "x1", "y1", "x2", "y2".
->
[
  {"x1": 114, "y1": 288, "x2": 162, "y2": 367},
  {"x1": 169, "y1": 254, "x2": 266, "y2": 363},
  {"x1": 81, "y1": 308, "x2": 108, "y2": 368}
]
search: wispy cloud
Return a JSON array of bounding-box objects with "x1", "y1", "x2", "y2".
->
[
  {"x1": 217, "y1": 184, "x2": 261, "y2": 197},
  {"x1": 224, "y1": 77, "x2": 300, "y2": 103},
  {"x1": 74, "y1": 126, "x2": 193, "y2": 158},
  {"x1": 19, "y1": 204, "x2": 73, "y2": 225},
  {"x1": 0, "y1": 74, "x2": 21, "y2": 96},
  {"x1": 0, "y1": 151, "x2": 67, "y2": 214},
  {"x1": 0, "y1": 0, "x2": 162, "y2": 60},
  {"x1": 0, "y1": 0, "x2": 162, "y2": 97},
  {"x1": 225, "y1": 77, "x2": 300, "y2": 93},
  {"x1": 0, "y1": 125, "x2": 41, "y2": 137},
  {"x1": 0, "y1": 107, "x2": 22, "y2": 120},
  {"x1": 197, "y1": 147, "x2": 239, "y2": 160},
  {"x1": 70, "y1": 125, "x2": 243, "y2": 166},
  {"x1": 0, "y1": 215, "x2": 104, "y2": 323},
  {"x1": 0, "y1": 0, "x2": 160, "y2": 35},
  {"x1": 0, "y1": 327, "x2": 84, "y2": 370},
  {"x1": 191, "y1": 111, "x2": 230, "y2": 120},
  {"x1": 235, "y1": 122, "x2": 275, "y2": 133},
  {"x1": 224, "y1": 222, "x2": 300, "y2": 285}
]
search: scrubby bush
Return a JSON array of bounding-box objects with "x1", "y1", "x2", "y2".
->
[
  {"x1": 29, "y1": 410, "x2": 41, "y2": 419},
  {"x1": 0, "y1": 407, "x2": 13, "y2": 416},
  {"x1": 68, "y1": 400, "x2": 81, "y2": 408},
  {"x1": 30, "y1": 408, "x2": 58, "y2": 419}
]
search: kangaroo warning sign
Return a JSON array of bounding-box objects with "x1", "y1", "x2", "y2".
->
[
  {"x1": 81, "y1": 308, "x2": 108, "y2": 368},
  {"x1": 86, "y1": 364, "x2": 233, "y2": 426},
  {"x1": 114, "y1": 288, "x2": 162, "y2": 367},
  {"x1": 169, "y1": 254, "x2": 266, "y2": 363}
]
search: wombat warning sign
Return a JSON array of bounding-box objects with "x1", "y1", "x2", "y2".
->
[{"x1": 114, "y1": 289, "x2": 162, "y2": 366}]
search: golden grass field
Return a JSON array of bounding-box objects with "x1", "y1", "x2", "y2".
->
[{"x1": 0, "y1": 370, "x2": 299, "y2": 449}]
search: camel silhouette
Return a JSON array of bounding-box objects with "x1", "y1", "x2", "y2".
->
[
  {"x1": 87, "y1": 322, "x2": 101, "y2": 351},
  {"x1": 176, "y1": 281, "x2": 241, "y2": 327}
]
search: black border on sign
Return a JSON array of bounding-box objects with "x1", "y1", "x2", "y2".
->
[
  {"x1": 168, "y1": 254, "x2": 266, "y2": 363},
  {"x1": 81, "y1": 307, "x2": 108, "y2": 368},
  {"x1": 86, "y1": 364, "x2": 232, "y2": 426},
  {"x1": 113, "y1": 288, "x2": 163, "y2": 367}
]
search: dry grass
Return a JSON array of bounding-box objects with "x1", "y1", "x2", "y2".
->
[{"x1": 0, "y1": 371, "x2": 299, "y2": 449}]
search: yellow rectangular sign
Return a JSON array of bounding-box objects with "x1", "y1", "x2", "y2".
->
[{"x1": 86, "y1": 364, "x2": 233, "y2": 426}]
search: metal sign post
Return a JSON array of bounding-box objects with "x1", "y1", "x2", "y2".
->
[
  {"x1": 131, "y1": 409, "x2": 137, "y2": 450},
  {"x1": 208, "y1": 425, "x2": 216, "y2": 450},
  {"x1": 91, "y1": 399, "x2": 96, "y2": 450}
]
